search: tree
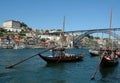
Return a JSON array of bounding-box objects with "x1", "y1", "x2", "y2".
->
[
  {"x1": 57, "y1": 29, "x2": 62, "y2": 31},
  {"x1": 19, "y1": 29, "x2": 26, "y2": 38},
  {"x1": 86, "y1": 34, "x2": 94, "y2": 39},
  {"x1": 20, "y1": 22, "x2": 28, "y2": 27},
  {"x1": 40, "y1": 38, "x2": 46, "y2": 42},
  {"x1": 0, "y1": 28, "x2": 7, "y2": 37}
]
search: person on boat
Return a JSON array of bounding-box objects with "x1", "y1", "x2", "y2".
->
[{"x1": 110, "y1": 52, "x2": 114, "y2": 59}]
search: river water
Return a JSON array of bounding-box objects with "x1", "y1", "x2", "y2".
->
[{"x1": 0, "y1": 48, "x2": 120, "y2": 83}]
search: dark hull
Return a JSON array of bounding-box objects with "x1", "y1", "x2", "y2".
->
[
  {"x1": 100, "y1": 56, "x2": 118, "y2": 68},
  {"x1": 99, "y1": 66, "x2": 116, "y2": 78},
  {"x1": 39, "y1": 54, "x2": 84, "y2": 63}
]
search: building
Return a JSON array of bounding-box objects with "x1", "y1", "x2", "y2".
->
[
  {"x1": 3, "y1": 20, "x2": 21, "y2": 28},
  {"x1": 2, "y1": 20, "x2": 21, "y2": 32}
]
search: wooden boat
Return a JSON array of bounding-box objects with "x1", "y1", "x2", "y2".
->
[
  {"x1": 99, "y1": 49, "x2": 119, "y2": 67},
  {"x1": 89, "y1": 49, "x2": 99, "y2": 56},
  {"x1": 38, "y1": 16, "x2": 84, "y2": 63},
  {"x1": 39, "y1": 16, "x2": 85, "y2": 63},
  {"x1": 99, "y1": 9, "x2": 119, "y2": 68},
  {"x1": 39, "y1": 47, "x2": 84, "y2": 63},
  {"x1": 91, "y1": 9, "x2": 119, "y2": 80}
]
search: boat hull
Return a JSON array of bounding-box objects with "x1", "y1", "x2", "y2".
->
[
  {"x1": 89, "y1": 49, "x2": 99, "y2": 56},
  {"x1": 100, "y1": 56, "x2": 119, "y2": 68},
  {"x1": 89, "y1": 52, "x2": 99, "y2": 56},
  {"x1": 39, "y1": 54, "x2": 84, "y2": 63}
]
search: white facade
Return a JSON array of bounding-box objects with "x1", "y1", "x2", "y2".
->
[
  {"x1": 26, "y1": 32, "x2": 35, "y2": 37},
  {"x1": 3, "y1": 20, "x2": 20, "y2": 28},
  {"x1": 4, "y1": 27, "x2": 21, "y2": 32},
  {"x1": 40, "y1": 35, "x2": 59, "y2": 41}
]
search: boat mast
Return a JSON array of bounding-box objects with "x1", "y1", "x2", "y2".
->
[
  {"x1": 61, "y1": 16, "x2": 65, "y2": 47},
  {"x1": 108, "y1": 9, "x2": 112, "y2": 49},
  {"x1": 63, "y1": 16, "x2": 65, "y2": 32}
]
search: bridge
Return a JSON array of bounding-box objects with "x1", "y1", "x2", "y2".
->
[{"x1": 65, "y1": 27, "x2": 120, "y2": 47}]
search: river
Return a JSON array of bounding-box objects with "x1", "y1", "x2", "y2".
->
[{"x1": 0, "y1": 48, "x2": 120, "y2": 83}]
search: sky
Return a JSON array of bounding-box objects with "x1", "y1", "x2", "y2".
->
[{"x1": 0, "y1": 0, "x2": 120, "y2": 31}]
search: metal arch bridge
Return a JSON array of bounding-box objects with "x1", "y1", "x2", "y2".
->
[
  {"x1": 65, "y1": 27, "x2": 120, "y2": 33},
  {"x1": 65, "y1": 27, "x2": 120, "y2": 46}
]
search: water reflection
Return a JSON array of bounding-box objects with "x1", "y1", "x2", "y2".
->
[
  {"x1": 99, "y1": 67, "x2": 116, "y2": 78},
  {"x1": 96, "y1": 66, "x2": 119, "y2": 83}
]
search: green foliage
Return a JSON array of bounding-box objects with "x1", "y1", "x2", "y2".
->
[
  {"x1": 40, "y1": 38, "x2": 50, "y2": 42},
  {"x1": 27, "y1": 37, "x2": 32, "y2": 39},
  {"x1": 60, "y1": 33, "x2": 66, "y2": 42},
  {"x1": 0, "y1": 32, "x2": 2, "y2": 36},
  {"x1": 0, "y1": 28, "x2": 7, "y2": 37},
  {"x1": 86, "y1": 34, "x2": 94, "y2": 39},
  {"x1": 20, "y1": 22, "x2": 28, "y2": 27},
  {"x1": 40, "y1": 38, "x2": 46, "y2": 42},
  {"x1": 94, "y1": 37, "x2": 100, "y2": 39},
  {"x1": 57, "y1": 29, "x2": 62, "y2": 31},
  {"x1": 17, "y1": 30, "x2": 26, "y2": 38}
]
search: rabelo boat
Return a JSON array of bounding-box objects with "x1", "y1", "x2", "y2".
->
[{"x1": 39, "y1": 47, "x2": 84, "y2": 63}]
